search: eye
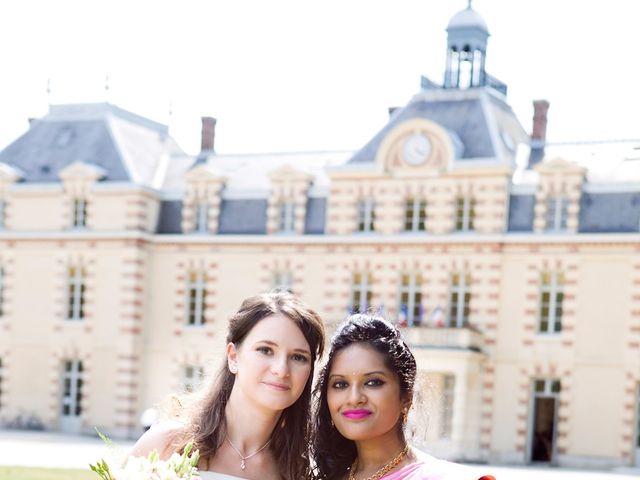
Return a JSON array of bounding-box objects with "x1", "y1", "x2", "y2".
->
[
  {"x1": 291, "y1": 353, "x2": 309, "y2": 363},
  {"x1": 256, "y1": 346, "x2": 273, "y2": 355},
  {"x1": 331, "y1": 380, "x2": 348, "y2": 390},
  {"x1": 365, "y1": 378, "x2": 385, "y2": 387}
]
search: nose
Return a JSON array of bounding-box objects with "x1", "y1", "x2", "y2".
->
[
  {"x1": 270, "y1": 353, "x2": 290, "y2": 378},
  {"x1": 348, "y1": 383, "x2": 366, "y2": 405}
]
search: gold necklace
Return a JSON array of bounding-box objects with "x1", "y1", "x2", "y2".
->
[
  {"x1": 226, "y1": 436, "x2": 272, "y2": 470},
  {"x1": 348, "y1": 445, "x2": 409, "y2": 480}
]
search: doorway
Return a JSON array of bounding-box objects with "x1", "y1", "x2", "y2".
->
[
  {"x1": 60, "y1": 359, "x2": 83, "y2": 433},
  {"x1": 528, "y1": 378, "x2": 560, "y2": 463}
]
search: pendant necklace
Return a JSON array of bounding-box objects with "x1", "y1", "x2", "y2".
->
[{"x1": 226, "y1": 436, "x2": 273, "y2": 470}]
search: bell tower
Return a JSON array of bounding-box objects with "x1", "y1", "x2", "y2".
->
[{"x1": 444, "y1": 1, "x2": 490, "y2": 90}]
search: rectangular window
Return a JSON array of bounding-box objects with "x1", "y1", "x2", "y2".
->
[
  {"x1": 272, "y1": 271, "x2": 293, "y2": 292},
  {"x1": 545, "y1": 197, "x2": 568, "y2": 232},
  {"x1": 72, "y1": 199, "x2": 87, "y2": 229},
  {"x1": 61, "y1": 360, "x2": 83, "y2": 417},
  {"x1": 454, "y1": 196, "x2": 475, "y2": 232},
  {"x1": 447, "y1": 273, "x2": 471, "y2": 327},
  {"x1": 67, "y1": 266, "x2": 86, "y2": 321},
  {"x1": 0, "y1": 357, "x2": 3, "y2": 412},
  {"x1": 351, "y1": 272, "x2": 373, "y2": 313},
  {"x1": 404, "y1": 198, "x2": 427, "y2": 232},
  {"x1": 278, "y1": 202, "x2": 296, "y2": 233},
  {"x1": 0, "y1": 267, "x2": 4, "y2": 318},
  {"x1": 357, "y1": 199, "x2": 375, "y2": 233},
  {"x1": 440, "y1": 374, "x2": 455, "y2": 439},
  {"x1": 186, "y1": 270, "x2": 206, "y2": 326},
  {"x1": 194, "y1": 203, "x2": 209, "y2": 233},
  {"x1": 399, "y1": 273, "x2": 423, "y2": 326},
  {"x1": 539, "y1": 272, "x2": 564, "y2": 333},
  {"x1": 183, "y1": 365, "x2": 204, "y2": 393}
]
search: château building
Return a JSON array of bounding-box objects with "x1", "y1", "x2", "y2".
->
[{"x1": 0, "y1": 3, "x2": 639, "y2": 469}]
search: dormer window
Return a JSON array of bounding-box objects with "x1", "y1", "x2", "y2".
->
[
  {"x1": 194, "y1": 202, "x2": 209, "y2": 233},
  {"x1": 357, "y1": 199, "x2": 375, "y2": 233},
  {"x1": 454, "y1": 196, "x2": 475, "y2": 232},
  {"x1": 545, "y1": 197, "x2": 568, "y2": 232},
  {"x1": 72, "y1": 199, "x2": 87, "y2": 229},
  {"x1": 278, "y1": 201, "x2": 295, "y2": 233}
]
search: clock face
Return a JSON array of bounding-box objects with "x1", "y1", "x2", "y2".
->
[{"x1": 402, "y1": 133, "x2": 432, "y2": 166}]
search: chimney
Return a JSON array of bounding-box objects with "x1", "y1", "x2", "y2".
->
[
  {"x1": 531, "y1": 100, "x2": 549, "y2": 142},
  {"x1": 528, "y1": 100, "x2": 549, "y2": 168},
  {"x1": 200, "y1": 116, "x2": 217, "y2": 152}
]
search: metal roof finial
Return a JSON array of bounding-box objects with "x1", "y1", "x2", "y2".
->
[{"x1": 467, "y1": 0, "x2": 472, "y2": 9}]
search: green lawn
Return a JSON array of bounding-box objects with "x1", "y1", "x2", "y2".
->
[{"x1": 0, "y1": 466, "x2": 94, "y2": 480}]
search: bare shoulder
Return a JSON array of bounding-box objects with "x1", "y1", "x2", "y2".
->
[{"x1": 129, "y1": 420, "x2": 186, "y2": 460}]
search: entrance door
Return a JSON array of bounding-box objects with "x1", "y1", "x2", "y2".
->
[
  {"x1": 529, "y1": 379, "x2": 560, "y2": 463},
  {"x1": 60, "y1": 360, "x2": 83, "y2": 433}
]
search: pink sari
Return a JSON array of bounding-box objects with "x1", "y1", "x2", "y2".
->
[{"x1": 379, "y1": 453, "x2": 493, "y2": 480}]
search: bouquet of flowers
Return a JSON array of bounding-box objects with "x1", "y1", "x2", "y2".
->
[{"x1": 90, "y1": 430, "x2": 201, "y2": 480}]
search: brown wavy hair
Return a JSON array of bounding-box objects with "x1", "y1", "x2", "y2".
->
[
  {"x1": 175, "y1": 291, "x2": 325, "y2": 479},
  {"x1": 311, "y1": 314, "x2": 417, "y2": 480}
]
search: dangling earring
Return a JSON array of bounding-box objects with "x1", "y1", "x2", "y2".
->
[
  {"x1": 402, "y1": 408, "x2": 409, "y2": 424},
  {"x1": 330, "y1": 418, "x2": 335, "y2": 428}
]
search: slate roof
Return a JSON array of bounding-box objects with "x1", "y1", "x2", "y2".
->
[
  {"x1": 156, "y1": 200, "x2": 183, "y2": 234},
  {"x1": 348, "y1": 88, "x2": 528, "y2": 166},
  {"x1": 218, "y1": 199, "x2": 268, "y2": 235},
  {"x1": 579, "y1": 192, "x2": 640, "y2": 233},
  {"x1": 0, "y1": 103, "x2": 184, "y2": 187},
  {"x1": 507, "y1": 194, "x2": 535, "y2": 232},
  {"x1": 304, "y1": 198, "x2": 326, "y2": 234}
]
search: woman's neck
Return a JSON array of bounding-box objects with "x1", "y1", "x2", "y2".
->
[
  {"x1": 225, "y1": 386, "x2": 281, "y2": 452},
  {"x1": 353, "y1": 431, "x2": 407, "y2": 476}
]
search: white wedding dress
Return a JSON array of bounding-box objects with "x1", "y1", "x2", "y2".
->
[{"x1": 198, "y1": 472, "x2": 248, "y2": 480}]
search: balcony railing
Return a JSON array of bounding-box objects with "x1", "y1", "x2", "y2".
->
[{"x1": 401, "y1": 326, "x2": 483, "y2": 352}]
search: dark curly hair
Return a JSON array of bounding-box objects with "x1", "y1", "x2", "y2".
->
[{"x1": 311, "y1": 314, "x2": 417, "y2": 480}]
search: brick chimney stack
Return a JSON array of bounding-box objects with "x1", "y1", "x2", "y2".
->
[
  {"x1": 201, "y1": 116, "x2": 217, "y2": 152},
  {"x1": 532, "y1": 100, "x2": 549, "y2": 142}
]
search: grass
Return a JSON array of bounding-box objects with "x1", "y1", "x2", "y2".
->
[{"x1": 0, "y1": 466, "x2": 94, "y2": 480}]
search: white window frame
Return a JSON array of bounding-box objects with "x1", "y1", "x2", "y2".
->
[
  {"x1": 539, "y1": 272, "x2": 563, "y2": 334},
  {"x1": 272, "y1": 271, "x2": 293, "y2": 292},
  {"x1": 399, "y1": 273, "x2": 422, "y2": 326},
  {"x1": 440, "y1": 374, "x2": 455, "y2": 439},
  {"x1": 194, "y1": 202, "x2": 209, "y2": 233},
  {"x1": 183, "y1": 365, "x2": 204, "y2": 393},
  {"x1": 72, "y1": 199, "x2": 87, "y2": 229},
  {"x1": 455, "y1": 196, "x2": 475, "y2": 232},
  {"x1": 186, "y1": 270, "x2": 206, "y2": 326},
  {"x1": 545, "y1": 197, "x2": 568, "y2": 232},
  {"x1": 351, "y1": 272, "x2": 372, "y2": 313},
  {"x1": 357, "y1": 199, "x2": 375, "y2": 233},
  {"x1": 404, "y1": 198, "x2": 426, "y2": 232},
  {"x1": 278, "y1": 201, "x2": 296, "y2": 233},
  {"x1": 61, "y1": 360, "x2": 83, "y2": 417},
  {"x1": 0, "y1": 267, "x2": 4, "y2": 318},
  {"x1": 527, "y1": 378, "x2": 561, "y2": 463},
  {"x1": 67, "y1": 266, "x2": 85, "y2": 321},
  {"x1": 447, "y1": 273, "x2": 471, "y2": 328}
]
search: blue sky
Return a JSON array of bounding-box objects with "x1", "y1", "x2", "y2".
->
[{"x1": 0, "y1": 0, "x2": 638, "y2": 155}]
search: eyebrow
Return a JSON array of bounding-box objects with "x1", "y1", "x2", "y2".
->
[
  {"x1": 256, "y1": 340, "x2": 311, "y2": 355},
  {"x1": 329, "y1": 370, "x2": 388, "y2": 378}
]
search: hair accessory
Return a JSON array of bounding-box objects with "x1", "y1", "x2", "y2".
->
[
  {"x1": 226, "y1": 436, "x2": 273, "y2": 470},
  {"x1": 348, "y1": 444, "x2": 409, "y2": 480}
]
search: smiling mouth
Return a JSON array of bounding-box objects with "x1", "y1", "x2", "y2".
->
[
  {"x1": 342, "y1": 410, "x2": 372, "y2": 420},
  {"x1": 263, "y1": 381, "x2": 291, "y2": 391}
]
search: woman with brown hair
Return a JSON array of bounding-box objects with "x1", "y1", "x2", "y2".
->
[{"x1": 131, "y1": 290, "x2": 325, "y2": 480}]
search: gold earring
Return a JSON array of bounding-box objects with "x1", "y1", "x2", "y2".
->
[{"x1": 402, "y1": 408, "x2": 408, "y2": 424}]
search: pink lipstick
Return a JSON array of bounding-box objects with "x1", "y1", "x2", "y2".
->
[
  {"x1": 263, "y1": 381, "x2": 290, "y2": 391},
  {"x1": 342, "y1": 409, "x2": 372, "y2": 420}
]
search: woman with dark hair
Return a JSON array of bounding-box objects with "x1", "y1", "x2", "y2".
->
[
  {"x1": 312, "y1": 314, "x2": 493, "y2": 480},
  {"x1": 131, "y1": 290, "x2": 325, "y2": 480}
]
